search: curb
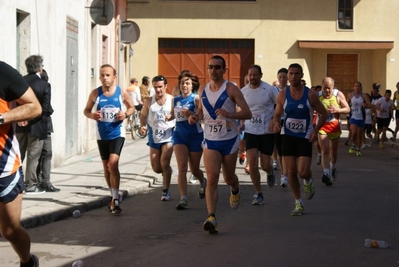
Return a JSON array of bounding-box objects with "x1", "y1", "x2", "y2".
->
[{"x1": 20, "y1": 176, "x2": 155, "y2": 229}]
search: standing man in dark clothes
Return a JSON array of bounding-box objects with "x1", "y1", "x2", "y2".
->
[
  {"x1": 36, "y1": 69, "x2": 59, "y2": 192},
  {"x1": 16, "y1": 55, "x2": 51, "y2": 194}
]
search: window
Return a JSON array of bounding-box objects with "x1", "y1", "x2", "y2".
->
[{"x1": 338, "y1": 0, "x2": 353, "y2": 30}]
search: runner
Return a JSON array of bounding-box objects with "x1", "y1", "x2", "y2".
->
[
  {"x1": 188, "y1": 55, "x2": 251, "y2": 233},
  {"x1": 240, "y1": 65, "x2": 278, "y2": 205},
  {"x1": 273, "y1": 63, "x2": 327, "y2": 216},
  {"x1": 170, "y1": 71, "x2": 206, "y2": 209},
  {"x1": 83, "y1": 64, "x2": 135, "y2": 214},
  {"x1": 374, "y1": 90, "x2": 395, "y2": 148},
  {"x1": 347, "y1": 81, "x2": 371, "y2": 156},
  {"x1": 274, "y1": 68, "x2": 289, "y2": 187},
  {"x1": 317, "y1": 77, "x2": 350, "y2": 185},
  {"x1": 140, "y1": 75, "x2": 175, "y2": 201}
]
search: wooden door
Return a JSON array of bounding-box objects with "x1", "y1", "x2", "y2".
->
[
  {"x1": 327, "y1": 53, "x2": 358, "y2": 96},
  {"x1": 159, "y1": 39, "x2": 254, "y2": 93}
]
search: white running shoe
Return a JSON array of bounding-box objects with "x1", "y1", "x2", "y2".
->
[
  {"x1": 161, "y1": 190, "x2": 171, "y2": 201},
  {"x1": 280, "y1": 176, "x2": 288, "y2": 188},
  {"x1": 189, "y1": 174, "x2": 198, "y2": 184}
]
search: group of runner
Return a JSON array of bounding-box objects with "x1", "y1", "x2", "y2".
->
[{"x1": 84, "y1": 56, "x2": 396, "y2": 234}]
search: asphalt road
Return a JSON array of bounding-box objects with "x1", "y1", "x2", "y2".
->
[{"x1": 1, "y1": 140, "x2": 399, "y2": 267}]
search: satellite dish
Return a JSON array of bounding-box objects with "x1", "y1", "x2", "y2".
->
[
  {"x1": 121, "y1": 21, "x2": 141, "y2": 44},
  {"x1": 90, "y1": 0, "x2": 114, "y2": 26}
]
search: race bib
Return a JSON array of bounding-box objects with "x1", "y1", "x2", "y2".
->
[
  {"x1": 152, "y1": 124, "x2": 173, "y2": 143},
  {"x1": 206, "y1": 119, "x2": 227, "y2": 139},
  {"x1": 285, "y1": 118, "x2": 306, "y2": 133},
  {"x1": 100, "y1": 107, "x2": 119, "y2": 122},
  {"x1": 247, "y1": 113, "x2": 266, "y2": 132},
  {"x1": 174, "y1": 106, "x2": 188, "y2": 122},
  {"x1": 249, "y1": 113, "x2": 263, "y2": 124}
]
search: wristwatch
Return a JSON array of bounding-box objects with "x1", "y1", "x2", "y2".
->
[{"x1": 0, "y1": 114, "x2": 4, "y2": 125}]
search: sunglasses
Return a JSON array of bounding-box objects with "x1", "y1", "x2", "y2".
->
[{"x1": 207, "y1": 65, "x2": 222, "y2": 70}]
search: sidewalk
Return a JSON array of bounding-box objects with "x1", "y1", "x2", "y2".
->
[
  {"x1": 20, "y1": 135, "x2": 168, "y2": 229},
  {"x1": 20, "y1": 129, "x2": 399, "y2": 229}
]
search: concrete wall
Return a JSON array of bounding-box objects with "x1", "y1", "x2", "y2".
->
[
  {"x1": 127, "y1": 0, "x2": 399, "y2": 93},
  {"x1": 0, "y1": 0, "x2": 120, "y2": 167}
]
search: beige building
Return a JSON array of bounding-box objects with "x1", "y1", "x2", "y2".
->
[{"x1": 127, "y1": 0, "x2": 399, "y2": 96}]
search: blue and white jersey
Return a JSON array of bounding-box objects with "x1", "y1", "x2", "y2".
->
[
  {"x1": 173, "y1": 93, "x2": 203, "y2": 135},
  {"x1": 93, "y1": 86, "x2": 125, "y2": 140},
  {"x1": 282, "y1": 86, "x2": 314, "y2": 139},
  {"x1": 202, "y1": 81, "x2": 238, "y2": 141},
  {"x1": 147, "y1": 94, "x2": 175, "y2": 144}
]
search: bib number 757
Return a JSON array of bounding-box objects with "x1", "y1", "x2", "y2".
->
[{"x1": 209, "y1": 124, "x2": 222, "y2": 133}]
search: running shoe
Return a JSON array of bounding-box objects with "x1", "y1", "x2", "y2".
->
[
  {"x1": 31, "y1": 254, "x2": 40, "y2": 267},
  {"x1": 273, "y1": 161, "x2": 278, "y2": 170},
  {"x1": 189, "y1": 174, "x2": 198, "y2": 184},
  {"x1": 321, "y1": 174, "x2": 333, "y2": 186},
  {"x1": 244, "y1": 165, "x2": 250, "y2": 174},
  {"x1": 361, "y1": 144, "x2": 368, "y2": 150},
  {"x1": 229, "y1": 191, "x2": 241, "y2": 209},
  {"x1": 108, "y1": 193, "x2": 123, "y2": 212},
  {"x1": 280, "y1": 176, "x2": 288, "y2": 188},
  {"x1": 176, "y1": 199, "x2": 188, "y2": 210},
  {"x1": 239, "y1": 153, "x2": 246, "y2": 165},
  {"x1": 291, "y1": 202, "x2": 305, "y2": 216},
  {"x1": 25, "y1": 185, "x2": 45, "y2": 195},
  {"x1": 356, "y1": 150, "x2": 362, "y2": 157},
  {"x1": 110, "y1": 199, "x2": 122, "y2": 214},
  {"x1": 390, "y1": 136, "x2": 396, "y2": 142},
  {"x1": 316, "y1": 154, "x2": 321, "y2": 165},
  {"x1": 331, "y1": 168, "x2": 337, "y2": 181},
  {"x1": 303, "y1": 181, "x2": 315, "y2": 200},
  {"x1": 203, "y1": 215, "x2": 218, "y2": 234},
  {"x1": 266, "y1": 171, "x2": 275, "y2": 188},
  {"x1": 252, "y1": 193, "x2": 264, "y2": 205},
  {"x1": 161, "y1": 190, "x2": 171, "y2": 201},
  {"x1": 379, "y1": 143, "x2": 385, "y2": 149},
  {"x1": 348, "y1": 147, "x2": 355, "y2": 154},
  {"x1": 198, "y1": 178, "x2": 207, "y2": 199}
]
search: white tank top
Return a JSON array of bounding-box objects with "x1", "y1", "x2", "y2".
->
[
  {"x1": 350, "y1": 94, "x2": 365, "y2": 120},
  {"x1": 147, "y1": 94, "x2": 175, "y2": 143}
]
